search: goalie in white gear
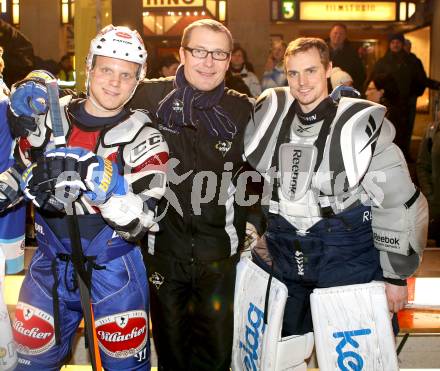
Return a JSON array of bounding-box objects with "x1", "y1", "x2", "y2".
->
[
  {"x1": 240, "y1": 37, "x2": 428, "y2": 369},
  {"x1": 3, "y1": 25, "x2": 168, "y2": 370}
]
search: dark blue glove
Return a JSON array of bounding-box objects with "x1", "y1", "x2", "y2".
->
[{"x1": 9, "y1": 70, "x2": 55, "y2": 137}]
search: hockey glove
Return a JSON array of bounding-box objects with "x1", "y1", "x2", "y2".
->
[
  {"x1": 44, "y1": 147, "x2": 128, "y2": 205},
  {"x1": 21, "y1": 152, "x2": 82, "y2": 214},
  {"x1": 0, "y1": 167, "x2": 22, "y2": 213},
  {"x1": 9, "y1": 70, "x2": 55, "y2": 137}
]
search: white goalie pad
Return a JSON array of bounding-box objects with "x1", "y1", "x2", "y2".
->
[
  {"x1": 310, "y1": 282, "x2": 398, "y2": 371},
  {"x1": 0, "y1": 249, "x2": 17, "y2": 371},
  {"x1": 232, "y1": 257, "x2": 314, "y2": 371}
]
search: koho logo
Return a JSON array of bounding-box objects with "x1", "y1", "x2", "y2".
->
[{"x1": 239, "y1": 303, "x2": 266, "y2": 371}]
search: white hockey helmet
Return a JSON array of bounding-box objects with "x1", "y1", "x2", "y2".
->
[{"x1": 86, "y1": 24, "x2": 147, "y2": 81}]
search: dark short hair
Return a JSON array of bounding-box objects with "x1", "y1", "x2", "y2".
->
[
  {"x1": 232, "y1": 45, "x2": 248, "y2": 61},
  {"x1": 330, "y1": 23, "x2": 347, "y2": 33},
  {"x1": 388, "y1": 33, "x2": 404, "y2": 43},
  {"x1": 285, "y1": 37, "x2": 330, "y2": 69},
  {"x1": 368, "y1": 73, "x2": 399, "y2": 103},
  {"x1": 159, "y1": 54, "x2": 179, "y2": 68},
  {"x1": 181, "y1": 19, "x2": 233, "y2": 51}
]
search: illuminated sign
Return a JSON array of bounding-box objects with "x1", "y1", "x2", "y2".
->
[
  {"x1": 300, "y1": 1, "x2": 396, "y2": 21},
  {"x1": 282, "y1": 0, "x2": 296, "y2": 20},
  {"x1": 143, "y1": 0, "x2": 204, "y2": 8}
]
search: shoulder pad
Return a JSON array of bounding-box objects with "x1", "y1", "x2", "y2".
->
[
  {"x1": 122, "y1": 126, "x2": 168, "y2": 169},
  {"x1": 332, "y1": 97, "x2": 386, "y2": 188},
  {"x1": 102, "y1": 109, "x2": 153, "y2": 146},
  {"x1": 374, "y1": 117, "x2": 396, "y2": 155},
  {"x1": 244, "y1": 87, "x2": 293, "y2": 173}
]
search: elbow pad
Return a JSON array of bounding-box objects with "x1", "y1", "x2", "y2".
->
[
  {"x1": 364, "y1": 134, "x2": 429, "y2": 279},
  {"x1": 0, "y1": 166, "x2": 23, "y2": 212},
  {"x1": 98, "y1": 192, "x2": 156, "y2": 241},
  {"x1": 372, "y1": 189, "x2": 428, "y2": 279}
]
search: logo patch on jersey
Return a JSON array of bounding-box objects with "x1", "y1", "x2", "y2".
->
[
  {"x1": 296, "y1": 124, "x2": 312, "y2": 133},
  {"x1": 129, "y1": 134, "x2": 164, "y2": 163},
  {"x1": 96, "y1": 310, "x2": 148, "y2": 359},
  {"x1": 172, "y1": 99, "x2": 183, "y2": 113},
  {"x1": 215, "y1": 140, "x2": 232, "y2": 157},
  {"x1": 149, "y1": 272, "x2": 164, "y2": 290},
  {"x1": 360, "y1": 115, "x2": 381, "y2": 153},
  {"x1": 13, "y1": 302, "x2": 55, "y2": 355}
]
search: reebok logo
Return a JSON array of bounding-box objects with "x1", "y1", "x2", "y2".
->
[
  {"x1": 289, "y1": 149, "x2": 301, "y2": 195},
  {"x1": 373, "y1": 233, "x2": 400, "y2": 247}
]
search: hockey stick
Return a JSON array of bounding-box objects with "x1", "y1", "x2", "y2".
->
[{"x1": 46, "y1": 79, "x2": 102, "y2": 371}]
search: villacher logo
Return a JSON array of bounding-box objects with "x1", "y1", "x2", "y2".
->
[
  {"x1": 13, "y1": 302, "x2": 55, "y2": 356},
  {"x1": 95, "y1": 310, "x2": 148, "y2": 359}
]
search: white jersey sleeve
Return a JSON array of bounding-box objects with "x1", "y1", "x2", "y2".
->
[{"x1": 362, "y1": 118, "x2": 428, "y2": 280}]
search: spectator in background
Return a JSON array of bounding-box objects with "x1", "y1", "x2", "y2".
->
[
  {"x1": 157, "y1": 54, "x2": 180, "y2": 77},
  {"x1": 403, "y1": 38, "x2": 440, "y2": 158},
  {"x1": 327, "y1": 23, "x2": 365, "y2": 92},
  {"x1": 404, "y1": 38, "x2": 440, "y2": 91},
  {"x1": 372, "y1": 33, "x2": 424, "y2": 159},
  {"x1": 330, "y1": 67, "x2": 353, "y2": 90},
  {"x1": 0, "y1": 18, "x2": 34, "y2": 86},
  {"x1": 57, "y1": 53, "x2": 75, "y2": 83},
  {"x1": 225, "y1": 70, "x2": 251, "y2": 95},
  {"x1": 261, "y1": 40, "x2": 287, "y2": 91},
  {"x1": 0, "y1": 46, "x2": 10, "y2": 99},
  {"x1": 229, "y1": 45, "x2": 261, "y2": 97},
  {"x1": 417, "y1": 108, "x2": 440, "y2": 244},
  {"x1": 0, "y1": 46, "x2": 24, "y2": 274},
  {"x1": 365, "y1": 72, "x2": 405, "y2": 160}
]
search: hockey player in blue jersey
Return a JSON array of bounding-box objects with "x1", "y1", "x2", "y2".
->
[
  {"x1": 0, "y1": 97, "x2": 25, "y2": 274},
  {"x1": 0, "y1": 25, "x2": 168, "y2": 370}
]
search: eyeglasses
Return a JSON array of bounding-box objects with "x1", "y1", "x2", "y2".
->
[{"x1": 183, "y1": 46, "x2": 230, "y2": 61}]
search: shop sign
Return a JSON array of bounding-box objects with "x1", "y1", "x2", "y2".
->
[
  {"x1": 300, "y1": 1, "x2": 396, "y2": 21},
  {"x1": 143, "y1": 0, "x2": 204, "y2": 8}
]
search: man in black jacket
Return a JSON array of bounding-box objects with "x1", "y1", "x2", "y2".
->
[
  {"x1": 0, "y1": 18, "x2": 34, "y2": 86},
  {"x1": 372, "y1": 33, "x2": 425, "y2": 159},
  {"x1": 327, "y1": 23, "x2": 365, "y2": 92},
  {"x1": 129, "y1": 19, "x2": 253, "y2": 371}
]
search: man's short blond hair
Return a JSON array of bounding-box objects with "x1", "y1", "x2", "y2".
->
[
  {"x1": 181, "y1": 19, "x2": 233, "y2": 51},
  {"x1": 284, "y1": 37, "x2": 330, "y2": 70}
]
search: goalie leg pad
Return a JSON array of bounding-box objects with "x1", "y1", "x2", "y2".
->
[
  {"x1": 310, "y1": 282, "x2": 398, "y2": 371},
  {"x1": 232, "y1": 257, "x2": 314, "y2": 371}
]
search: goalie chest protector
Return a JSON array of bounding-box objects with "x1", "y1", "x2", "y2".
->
[{"x1": 269, "y1": 94, "x2": 387, "y2": 199}]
